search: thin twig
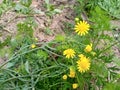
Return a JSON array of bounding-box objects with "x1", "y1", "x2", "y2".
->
[
  {"x1": 16, "y1": 14, "x2": 44, "y2": 18},
  {"x1": 2, "y1": 28, "x2": 13, "y2": 33}
]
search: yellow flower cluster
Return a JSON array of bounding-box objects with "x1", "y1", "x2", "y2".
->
[
  {"x1": 62, "y1": 68, "x2": 78, "y2": 89},
  {"x1": 62, "y1": 18, "x2": 93, "y2": 89},
  {"x1": 62, "y1": 73, "x2": 78, "y2": 89},
  {"x1": 77, "y1": 54, "x2": 90, "y2": 73}
]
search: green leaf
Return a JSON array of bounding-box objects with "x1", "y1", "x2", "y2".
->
[
  {"x1": 25, "y1": 61, "x2": 29, "y2": 73},
  {"x1": 99, "y1": 54, "x2": 114, "y2": 63},
  {"x1": 54, "y1": 9, "x2": 62, "y2": 13},
  {"x1": 90, "y1": 6, "x2": 110, "y2": 30},
  {"x1": 113, "y1": 57, "x2": 120, "y2": 67},
  {"x1": 55, "y1": 35, "x2": 65, "y2": 42},
  {"x1": 98, "y1": 0, "x2": 120, "y2": 19},
  {"x1": 103, "y1": 83, "x2": 120, "y2": 90},
  {"x1": 0, "y1": 47, "x2": 12, "y2": 58},
  {"x1": 100, "y1": 34, "x2": 113, "y2": 41},
  {"x1": 14, "y1": 2, "x2": 31, "y2": 14},
  {"x1": 0, "y1": 36, "x2": 11, "y2": 49},
  {"x1": 20, "y1": 0, "x2": 32, "y2": 7},
  {"x1": 45, "y1": 0, "x2": 49, "y2": 5},
  {"x1": 6, "y1": 62, "x2": 15, "y2": 68},
  {"x1": 92, "y1": 62, "x2": 108, "y2": 77},
  {"x1": 15, "y1": 3, "x2": 23, "y2": 11}
]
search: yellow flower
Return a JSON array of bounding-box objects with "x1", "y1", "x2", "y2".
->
[
  {"x1": 63, "y1": 49, "x2": 75, "y2": 59},
  {"x1": 77, "y1": 54, "x2": 90, "y2": 73},
  {"x1": 75, "y1": 18, "x2": 79, "y2": 22},
  {"x1": 69, "y1": 71, "x2": 75, "y2": 78},
  {"x1": 35, "y1": 38, "x2": 38, "y2": 41},
  {"x1": 31, "y1": 44, "x2": 36, "y2": 48},
  {"x1": 84, "y1": 43, "x2": 92, "y2": 52},
  {"x1": 69, "y1": 67, "x2": 75, "y2": 78},
  {"x1": 72, "y1": 83, "x2": 78, "y2": 89},
  {"x1": 62, "y1": 75, "x2": 67, "y2": 80},
  {"x1": 74, "y1": 21, "x2": 90, "y2": 36}
]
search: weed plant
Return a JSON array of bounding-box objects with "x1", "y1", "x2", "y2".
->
[{"x1": 0, "y1": 0, "x2": 120, "y2": 90}]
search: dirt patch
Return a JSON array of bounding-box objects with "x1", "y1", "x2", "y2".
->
[
  {"x1": 111, "y1": 20, "x2": 120, "y2": 58},
  {"x1": 0, "y1": 0, "x2": 76, "y2": 63},
  {"x1": 111, "y1": 20, "x2": 120, "y2": 28},
  {"x1": 0, "y1": 0, "x2": 75, "y2": 41}
]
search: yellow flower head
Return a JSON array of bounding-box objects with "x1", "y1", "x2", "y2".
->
[
  {"x1": 74, "y1": 21, "x2": 90, "y2": 36},
  {"x1": 63, "y1": 49, "x2": 75, "y2": 59},
  {"x1": 62, "y1": 74, "x2": 67, "y2": 80},
  {"x1": 31, "y1": 44, "x2": 36, "y2": 48},
  {"x1": 69, "y1": 66, "x2": 75, "y2": 78},
  {"x1": 72, "y1": 83, "x2": 78, "y2": 89},
  {"x1": 84, "y1": 43, "x2": 92, "y2": 52},
  {"x1": 77, "y1": 54, "x2": 90, "y2": 73}
]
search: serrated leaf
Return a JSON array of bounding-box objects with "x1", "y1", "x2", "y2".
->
[
  {"x1": 15, "y1": 3, "x2": 23, "y2": 11},
  {"x1": 20, "y1": 0, "x2": 32, "y2": 7},
  {"x1": 54, "y1": 9, "x2": 62, "y2": 13},
  {"x1": 45, "y1": 0, "x2": 49, "y2": 5},
  {"x1": 99, "y1": 54, "x2": 114, "y2": 63},
  {"x1": 103, "y1": 83, "x2": 120, "y2": 90},
  {"x1": 113, "y1": 57, "x2": 120, "y2": 67},
  {"x1": 98, "y1": 0, "x2": 120, "y2": 19}
]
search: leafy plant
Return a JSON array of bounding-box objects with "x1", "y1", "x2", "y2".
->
[
  {"x1": 0, "y1": 0, "x2": 13, "y2": 16},
  {"x1": 14, "y1": 0, "x2": 32, "y2": 14},
  {"x1": 44, "y1": 0, "x2": 62, "y2": 16},
  {"x1": 98, "y1": 0, "x2": 120, "y2": 19},
  {"x1": 0, "y1": 0, "x2": 120, "y2": 90}
]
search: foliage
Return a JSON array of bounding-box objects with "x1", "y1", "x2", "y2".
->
[
  {"x1": 44, "y1": 0, "x2": 62, "y2": 16},
  {"x1": 14, "y1": 0, "x2": 32, "y2": 14},
  {"x1": 98, "y1": 0, "x2": 120, "y2": 19},
  {"x1": 0, "y1": 0, "x2": 13, "y2": 16},
  {"x1": 76, "y1": 0, "x2": 120, "y2": 19}
]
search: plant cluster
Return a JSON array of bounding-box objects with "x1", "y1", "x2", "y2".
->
[{"x1": 0, "y1": 0, "x2": 120, "y2": 90}]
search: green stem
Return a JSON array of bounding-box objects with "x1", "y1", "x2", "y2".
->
[{"x1": 70, "y1": 59, "x2": 84, "y2": 89}]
